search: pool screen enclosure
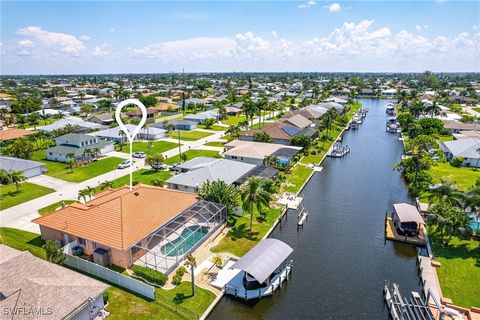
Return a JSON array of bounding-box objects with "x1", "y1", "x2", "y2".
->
[{"x1": 132, "y1": 200, "x2": 226, "y2": 274}]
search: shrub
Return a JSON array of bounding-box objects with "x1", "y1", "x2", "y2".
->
[
  {"x1": 452, "y1": 157, "x2": 464, "y2": 167},
  {"x1": 131, "y1": 265, "x2": 167, "y2": 286},
  {"x1": 310, "y1": 150, "x2": 317, "y2": 155},
  {"x1": 176, "y1": 266, "x2": 187, "y2": 277},
  {"x1": 172, "y1": 274, "x2": 182, "y2": 286}
]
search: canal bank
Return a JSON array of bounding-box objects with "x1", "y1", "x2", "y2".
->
[{"x1": 208, "y1": 99, "x2": 423, "y2": 319}]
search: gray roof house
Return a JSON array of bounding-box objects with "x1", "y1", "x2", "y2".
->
[
  {"x1": 0, "y1": 245, "x2": 109, "y2": 320},
  {"x1": 46, "y1": 133, "x2": 114, "y2": 163},
  {"x1": 439, "y1": 138, "x2": 480, "y2": 167},
  {"x1": 151, "y1": 119, "x2": 198, "y2": 131},
  {"x1": 39, "y1": 119, "x2": 107, "y2": 133},
  {"x1": 175, "y1": 156, "x2": 219, "y2": 172},
  {"x1": 167, "y1": 158, "x2": 256, "y2": 192},
  {"x1": 183, "y1": 110, "x2": 219, "y2": 124},
  {"x1": 94, "y1": 124, "x2": 167, "y2": 143},
  {"x1": 0, "y1": 156, "x2": 46, "y2": 178}
]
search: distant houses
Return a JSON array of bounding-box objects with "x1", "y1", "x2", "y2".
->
[
  {"x1": 151, "y1": 119, "x2": 198, "y2": 131},
  {"x1": 39, "y1": 119, "x2": 107, "y2": 133},
  {"x1": 94, "y1": 124, "x2": 167, "y2": 143},
  {"x1": 184, "y1": 110, "x2": 219, "y2": 124},
  {"x1": 85, "y1": 113, "x2": 115, "y2": 126},
  {"x1": 46, "y1": 133, "x2": 114, "y2": 163}
]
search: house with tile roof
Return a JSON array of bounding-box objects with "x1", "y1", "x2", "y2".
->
[{"x1": 33, "y1": 185, "x2": 226, "y2": 273}]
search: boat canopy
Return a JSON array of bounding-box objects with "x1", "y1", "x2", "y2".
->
[
  {"x1": 393, "y1": 203, "x2": 425, "y2": 224},
  {"x1": 231, "y1": 238, "x2": 293, "y2": 284}
]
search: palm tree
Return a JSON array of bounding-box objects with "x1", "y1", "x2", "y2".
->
[
  {"x1": 208, "y1": 255, "x2": 223, "y2": 272},
  {"x1": 17, "y1": 115, "x2": 27, "y2": 129},
  {"x1": 243, "y1": 99, "x2": 256, "y2": 129},
  {"x1": 66, "y1": 153, "x2": 76, "y2": 173},
  {"x1": 27, "y1": 113, "x2": 40, "y2": 130},
  {"x1": 83, "y1": 148, "x2": 92, "y2": 162},
  {"x1": 429, "y1": 202, "x2": 472, "y2": 245},
  {"x1": 225, "y1": 125, "x2": 241, "y2": 139},
  {"x1": 240, "y1": 176, "x2": 272, "y2": 231},
  {"x1": 77, "y1": 188, "x2": 90, "y2": 203},
  {"x1": 0, "y1": 169, "x2": 11, "y2": 184},
  {"x1": 428, "y1": 179, "x2": 466, "y2": 209},
  {"x1": 99, "y1": 180, "x2": 114, "y2": 190},
  {"x1": 185, "y1": 254, "x2": 197, "y2": 296},
  {"x1": 8, "y1": 170, "x2": 26, "y2": 193},
  {"x1": 86, "y1": 186, "x2": 96, "y2": 200}
]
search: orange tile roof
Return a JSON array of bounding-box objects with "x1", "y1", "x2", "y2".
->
[
  {"x1": 33, "y1": 185, "x2": 199, "y2": 250},
  {"x1": 0, "y1": 128, "x2": 34, "y2": 141}
]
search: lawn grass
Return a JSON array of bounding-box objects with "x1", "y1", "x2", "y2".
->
[
  {"x1": 221, "y1": 115, "x2": 248, "y2": 126},
  {"x1": 0, "y1": 227, "x2": 215, "y2": 319},
  {"x1": 301, "y1": 128, "x2": 342, "y2": 165},
  {"x1": 427, "y1": 226, "x2": 480, "y2": 308},
  {"x1": 283, "y1": 165, "x2": 314, "y2": 194},
  {"x1": 428, "y1": 162, "x2": 480, "y2": 190},
  {"x1": 211, "y1": 207, "x2": 282, "y2": 257},
  {"x1": 198, "y1": 124, "x2": 225, "y2": 131},
  {"x1": 164, "y1": 150, "x2": 221, "y2": 165},
  {"x1": 0, "y1": 227, "x2": 46, "y2": 259},
  {"x1": 127, "y1": 141, "x2": 178, "y2": 155},
  {"x1": 0, "y1": 182, "x2": 54, "y2": 210},
  {"x1": 38, "y1": 200, "x2": 76, "y2": 215},
  {"x1": 204, "y1": 141, "x2": 226, "y2": 147},
  {"x1": 167, "y1": 130, "x2": 213, "y2": 141},
  {"x1": 104, "y1": 169, "x2": 173, "y2": 189},
  {"x1": 31, "y1": 150, "x2": 124, "y2": 182},
  {"x1": 438, "y1": 135, "x2": 454, "y2": 142},
  {"x1": 105, "y1": 282, "x2": 216, "y2": 320},
  {"x1": 472, "y1": 107, "x2": 480, "y2": 113}
]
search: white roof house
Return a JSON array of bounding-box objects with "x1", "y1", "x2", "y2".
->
[
  {"x1": 223, "y1": 140, "x2": 302, "y2": 166},
  {"x1": 94, "y1": 124, "x2": 167, "y2": 142},
  {"x1": 440, "y1": 138, "x2": 480, "y2": 167},
  {"x1": 38, "y1": 119, "x2": 106, "y2": 132}
]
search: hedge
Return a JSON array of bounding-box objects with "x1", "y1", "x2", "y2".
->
[{"x1": 131, "y1": 265, "x2": 167, "y2": 286}]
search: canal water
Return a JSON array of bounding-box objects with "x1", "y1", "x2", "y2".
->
[{"x1": 209, "y1": 99, "x2": 423, "y2": 320}]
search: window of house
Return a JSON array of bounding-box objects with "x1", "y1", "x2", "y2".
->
[
  {"x1": 93, "y1": 242, "x2": 99, "y2": 249},
  {"x1": 77, "y1": 237, "x2": 86, "y2": 246}
]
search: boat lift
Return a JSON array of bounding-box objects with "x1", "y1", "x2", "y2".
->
[{"x1": 297, "y1": 206, "x2": 308, "y2": 227}]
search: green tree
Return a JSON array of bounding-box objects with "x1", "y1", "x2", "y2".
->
[
  {"x1": 99, "y1": 180, "x2": 114, "y2": 190},
  {"x1": 240, "y1": 176, "x2": 272, "y2": 231},
  {"x1": 185, "y1": 255, "x2": 197, "y2": 296},
  {"x1": 290, "y1": 135, "x2": 313, "y2": 150},
  {"x1": 80, "y1": 104, "x2": 94, "y2": 117},
  {"x1": 66, "y1": 153, "x2": 76, "y2": 173},
  {"x1": 253, "y1": 132, "x2": 272, "y2": 143},
  {"x1": 203, "y1": 118, "x2": 216, "y2": 129},
  {"x1": 43, "y1": 240, "x2": 66, "y2": 264},
  {"x1": 78, "y1": 188, "x2": 90, "y2": 203},
  {"x1": 4, "y1": 138, "x2": 34, "y2": 159},
  {"x1": 139, "y1": 95, "x2": 158, "y2": 108},
  {"x1": 198, "y1": 180, "x2": 239, "y2": 214},
  {"x1": 27, "y1": 113, "x2": 40, "y2": 130},
  {"x1": 429, "y1": 203, "x2": 472, "y2": 246},
  {"x1": 8, "y1": 170, "x2": 26, "y2": 192},
  {"x1": 225, "y1": 125, "x2": 241, "y2": 139},
  {"x1": 145, "y1": 153, "x2": 165, "y2": 171}
]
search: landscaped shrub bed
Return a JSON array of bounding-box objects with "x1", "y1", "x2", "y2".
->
[{"x1": 131, "y1": 265, "x2": 166, "y2": 286}]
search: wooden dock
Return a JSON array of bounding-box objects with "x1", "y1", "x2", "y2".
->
[{"x1": 385, "y1": 217, "x2": 426, "y2": 246}]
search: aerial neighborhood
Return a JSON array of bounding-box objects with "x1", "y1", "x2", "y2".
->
[{"x1": 1, "y1": 65, "x2": 480, "y2": 320}]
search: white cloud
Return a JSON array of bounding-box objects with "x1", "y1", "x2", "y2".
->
[
  {"x1": 323, "y1": 3, "x2": 342, "y2": 12},
  {"x1": 415, "y1": 25, "x2": 429, "y2": 32},
  {"x1": 92, "y1": 43, "x2": 112, "y2": 57},
  {"x1": 271, "y1": 31, "x2": 278, "y2": 38},
  {"x1": 109, "y1": 28, "x2": 115, "y2": 32},
  {"x1": 79, "y1": 35, "x2": 91, "y2": 41},
  {"x1": 16, "y1": 26, "x2": 85, "y2": 57},
  {"x1": 298, "y1": 0, "x2": 317, "y2": 9}
]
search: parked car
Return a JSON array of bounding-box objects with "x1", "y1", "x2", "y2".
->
[
  {"x1": 151, "y1": 163, "x2": 168, "y2": 171},
  {"x1": 118, "y1": 160, "x2": 132, "y2": 169},
  {"x1": 132, "y1": 152, "x2": 146, "y2": 158},
  {"x1": 169, "y1": 163, "x2": 180, "y2": 171}
]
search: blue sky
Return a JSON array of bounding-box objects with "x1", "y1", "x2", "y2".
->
[{"x1": 1, "y1": 1, "x2": 479, "y2": 74}]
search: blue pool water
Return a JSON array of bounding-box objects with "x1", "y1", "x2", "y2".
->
[
  {"x1": 160, "y1": 225, "x2": 209, "y2": 256},
  {"x1": 468, "y1": 213, "x2": 480, "y2": 234}
]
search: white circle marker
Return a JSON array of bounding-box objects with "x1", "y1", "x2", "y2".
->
[{"x1": 115, "y1": 99, "x2": 147, "y2": 190}]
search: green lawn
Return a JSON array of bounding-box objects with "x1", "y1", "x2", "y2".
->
[
  {"x1": 167, "y1": 130, "x2": 213, "y2": 141},
  {"x1": 105, "y1": 169, "x2": 173, "y2": 189},
  {"x1": 0, "y1": 227, "x2": 46, "y2": 259},
  {"x1": 164, "y1": 150, "x2": 221, "y2": 165},
  {"x1": 438, "y1": 135, "x2": 454, "y2": 142},
  {"x1": 428, "y1": 162, "x2": 480, "y2": 190},
  {"x1": 204, "y1": 141, "x2": 226, "y2": 147},
  {"x1": 472, "y1": 107, "x2": 480, "y2": 113},
  {"x1": 0, "y1": 182, "x2": 54, "y2": 210},
  {"x1": 427, "y1": 226, "x2": 480, "y2": 308},
  {"x1": 221, "y1": 115, "x2": 248, "y2": 126},
  {"x1": 284, "y1": 165, "x2": 314, "y2": 194},
  {"x1": 105, "y1": 282, "x2": 216, "y2": 320},
  {"x1": 0, "y1": 227, "x2": 215, "y2": 320},
  {"x1": 211, "y1": 207, "x2": 282, "y2": 257},
  {"x1": 31, "y1": 151, "x2": 125, "y2": 182},
  {"x1": 38, "y1": 200, "x2": 76, "y2": 215},
  {"x1": 198, "y1": 124, "x2": 226, "y2": 131},
  {"x1": 127, "y1": 141, "x2": 178, "y2": 155},
  {"x1": 301, "y1": 128, "x2": 342, "y2": 165}
]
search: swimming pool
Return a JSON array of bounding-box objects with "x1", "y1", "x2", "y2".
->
[
  {"x1": 160, "y1": 225, "x2": 209, "y2": 256},
  {"x1": 468, "y1": 213, "x2": 480, "y2": 234}
]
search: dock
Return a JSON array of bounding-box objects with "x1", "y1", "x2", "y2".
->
[
  {"x1": 385, "y1": 217, "x2": 426, "y2": 246},
  {"x1": 297, "y1": 208, "x2": 308, "y2": 227}
]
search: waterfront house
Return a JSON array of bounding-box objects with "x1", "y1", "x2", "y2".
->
[
  {"x1": 85, "y1": 113, "x2": 115, "y2": 126},
  {"x1": 0, "y1": 245, "x2": 109, "y2": 320},
  {"x1": 223, "y1": 140, "x2": 302, "y2": 166},
  {"x1": 151, "y1": 119, "x2": 198, "y2": 131},
  {"x1": 393, "y1": 203, "x2": 425, "y2": 237},
  {"x1": 239, "y1": 114, "x2": 316, "y2": 145},
  {"x1": 166, "y1": 158, "x2": 257, "y2": 192},
  {"x1": 39, "y1": 119, "x2": 107, "y2": 133},
  {"x1": 94, "y1": 124, "x2": 167, "y2": 143},
  {"x1": 289, "y1": 106, "x2": 326, "y2": 120},
  {"x1": 33, "y1": 184, "x2": 226, "y2": 273},
  {"x1": 46, "y1": 133, "x2": 114, "y2": 163},
  {"x1": 439, "y1": 138, "x2": 480, "y2": 167},
  {"x1": 0, "y1": 156, "x2": 46, "y2": 178}
]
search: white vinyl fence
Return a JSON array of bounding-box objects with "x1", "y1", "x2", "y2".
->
[{"x1": 65, "y1": 254, "x2": 155, "y2": 300}]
